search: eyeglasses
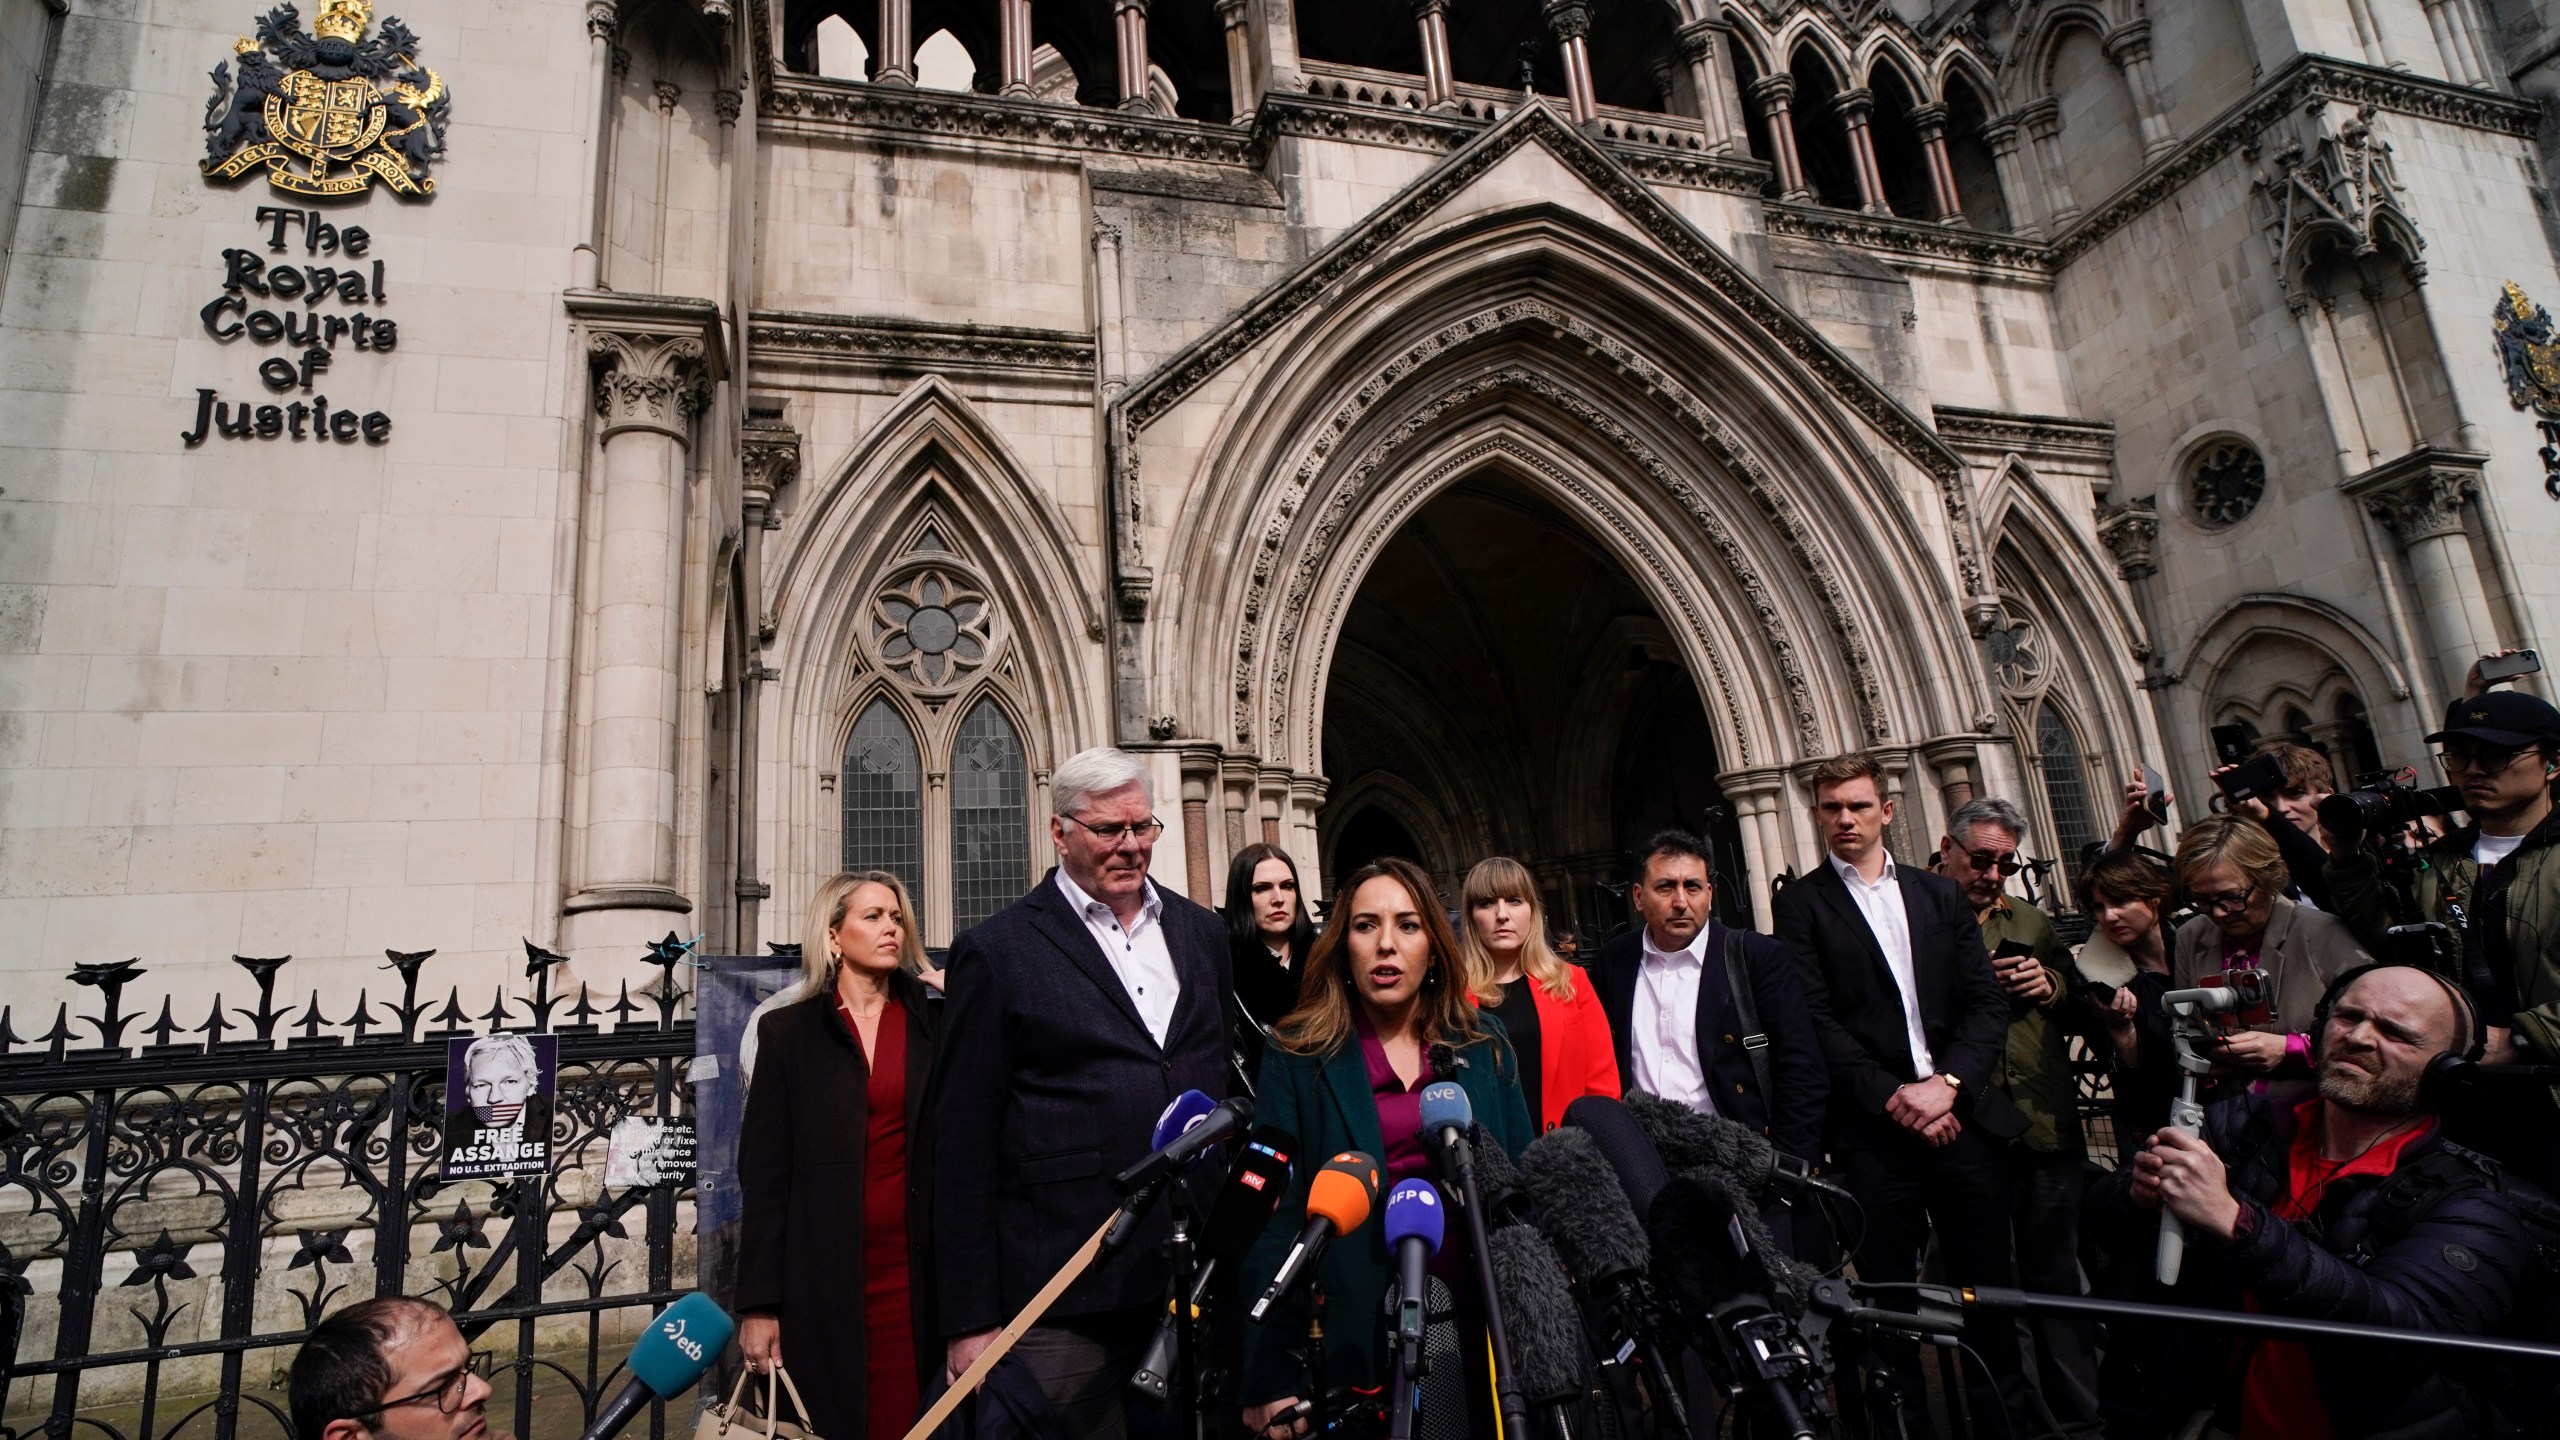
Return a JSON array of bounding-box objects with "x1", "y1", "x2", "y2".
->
[
  {"x1": 2437, "y1": 745, "x2": 2532, "y2": 775},
  {"x1": 351, "y1": 1367, "x2": 473, "y2": 1421},
  {"x1": 2192, "y1": 881, "x2": 2259, "y2": 918},
  {"x1": 1060, "y1": 815, "x2": 1166, "y2": 844},
  {"x1": 1962, "y1": 849, "x2": 2023, "y2": 876}
]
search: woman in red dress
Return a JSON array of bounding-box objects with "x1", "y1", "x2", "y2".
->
[{"x1": 737, "y1": 870, "x2": 941, "y2": 1438}]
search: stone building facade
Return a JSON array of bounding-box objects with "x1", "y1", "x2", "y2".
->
[{"x1": 3, "y1": 0, "x2": 2557, "y2": 1007}]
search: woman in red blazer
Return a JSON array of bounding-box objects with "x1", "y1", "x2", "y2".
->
[{"x1": 1459, "y1": 856, "x2": 1621, "y2": 1132}]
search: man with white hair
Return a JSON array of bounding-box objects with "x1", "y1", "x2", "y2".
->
[{"x1": 932, "y1": 745, "x2": 1236, "y2": 1440}]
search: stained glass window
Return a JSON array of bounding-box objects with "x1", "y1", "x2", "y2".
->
[
  {"x1": 842, "y1": 698, "x2": 925, "y2": 913},
  {"x1": 950, "y1": 699, "x2": 1029, "y2": 936},
  {"x1": 2036, "y1": 701, "x2": 2100, "y2": 897}
]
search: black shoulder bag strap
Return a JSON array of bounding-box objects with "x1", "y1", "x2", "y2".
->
[{"x1": 1723, "y1": 926, "x2": 1775, "y2": 1103}]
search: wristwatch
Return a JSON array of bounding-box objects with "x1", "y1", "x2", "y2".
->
[{"x1": 1936, "y1": 1072, "x2": 1963, "y2": 1092}]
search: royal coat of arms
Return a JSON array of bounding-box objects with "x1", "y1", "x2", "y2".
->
[
  {"x1": 2496, "y1": 280, "x2": 2560, "y2": 418},
  {"x1": 201, "y1": 0, "x2": 450, "y2": 198}
]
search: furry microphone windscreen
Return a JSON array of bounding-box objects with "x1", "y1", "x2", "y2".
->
[
  {"x1": 1487, "y1": 1223, "x2": 1592, "y2": 1404},
  {"x1": 1518, "y1": 1127, "x2": 1649, "y2": 1286},
  {"x1": 1561, "y1": 1095, "x2": 1673, "y2": 1221},
  {"x1": 1621, "y1": 1091, "x2": 1775, "y2": 1187},
  {"x1": 1648, "y1": 1166, "x2": 1814, "y2": 1316},
  {"x1": 1466, "y1": 1122, "x2": 1532, "y2": 1223}
]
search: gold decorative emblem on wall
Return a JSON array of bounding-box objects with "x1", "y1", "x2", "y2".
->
[
  {"x1": 201, "y1": 0, "x2": 450, "y2": 198},
  {"x1": 2496, "y1": 281, "x2": 2560, "y2": 418}
]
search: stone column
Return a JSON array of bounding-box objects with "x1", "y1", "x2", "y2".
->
[
  {"x1": 873, "y1": 0, "x2": 915, "y2": 85},
  {"x1": 1833, "y1": 87, "x2": 1886, "y2": 213},
  {"x1": 2097, "y1": 497, "x2": 2183, "y2": 784},
  {"x1": 1179, "y1": 746, "x2": 1222, "y2": 902},
  {"x1": 1910, "y1": 102, "x2": 1962, "y2": 222},
  {"x1": 575, "y1": 0, "x2": 617, "y2": 289},
  {"x1": 1286, "y1": 774, "x2": 1329, "y2": 900},
  {"x1": 1721, "y1": 770, "x2": 1785, "y2": 930},
  {"x1": 1413, "y1": 0, "x2": 1455, "y2": 110},
  {"x1": 1674, "y1": 20, "x2": 1742, "y2": 152},
  {"x1": 1542, "y1": 0, "x2": 1596, "y2": 125},
  {"x1": 2021, "y1": 98, "x2": 2079, "y2": 228},
  {"x1": 2349, "y1": 450, "x2": 2502, "y2": 695},
  {"x1": 1115, "y1": 0, "x2": 1155, "y2": 111},
  {"x1": 2421, "y1": 0, "x2": 2480, "y2": 85},
  {"x1": 561, "y1": 294, "x2": 725, "y2": 968},
  {"x1": 1920, "y1": 738, "x2": 1982, "y2": 815},
  {"x1": 1750, "y1": 74, "x2": 1809, "y2": 200},
  {"x1": 735, "y1": 412, "x2": 798, "y2": 952},
  {"x1": 1220, "y1": 0, "x2": 1259, "y2": 121},
  {"x1": 2104, "y1": 21, "x2": 2175, "y2": 159},
  {"x1": 998, "y1": 0, "x2": 1034, "y2": 96},
  {"x1": 1092, "y1": 218, "x2": 1128, "y2": 397},
  {"x1": 2344, "y1": 0, "x2": 2408, "y2": 70},
  {"x1": 1982, "y1": 115, "x2": 2042, "y2": 238}
]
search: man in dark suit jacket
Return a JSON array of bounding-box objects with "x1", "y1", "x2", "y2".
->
[
  {"x1": 932, "y1": 747, "x2": 1236, "y2": 1440},
  {"x1": 1771, "y1": 754, "x2": 2044, "y2": 1436},
  {"x1": 1589, "y1": 829, "x2": 1828, "y2": 1169}
]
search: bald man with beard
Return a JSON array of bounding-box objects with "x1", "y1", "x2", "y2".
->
[{"x1": 2086, "y1": 965, "x2": 2555, "y2": 1440}]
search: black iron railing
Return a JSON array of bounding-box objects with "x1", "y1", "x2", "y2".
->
[{"x1": 0, "y1": 945, "x2": 699, "y2": 1440}]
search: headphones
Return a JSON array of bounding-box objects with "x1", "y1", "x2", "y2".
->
[{"x1": 2307, "y1": 961, "x2": 2486, "y2": 1068}]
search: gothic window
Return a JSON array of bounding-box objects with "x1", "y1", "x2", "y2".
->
[
  {"x1": 2187, "y1": 440, "x2": 2267, "y2": 528},
  {"x1": 950, "y1": 699, "x2": 1029, "y2": 935},
  {"x1": 843, "y1": 698, "x2": 926, "y2": 912},
  {"x1": 2035, "y1": 701, "x2": 2101, "y2": 897}
]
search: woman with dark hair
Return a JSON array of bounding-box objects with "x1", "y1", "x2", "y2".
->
[
  {"x1": 1223, "y1": 841, "x2": 1318, "y2": 1043},
  {"x1": 2078, "y1": 848, "x2": 2178, "y2": 1161},
  {"x1": 1238, "y1": 857, "x2": 1533, "y2": 1439},
  {"x1": 736, "y1": 870, "x2": 941, "y2": 1439}
]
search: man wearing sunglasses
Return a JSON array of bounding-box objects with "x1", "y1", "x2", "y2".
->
[
  {"x1": 289, "y1": 1297, "x2": 507, "y2": 1440},
  {"x1": 2324, "y1": 687, "x2": 2560, "y2": 1193},
  {"x1": 1936, "y1": 797, "x2": 2104, "y2": 1439}
]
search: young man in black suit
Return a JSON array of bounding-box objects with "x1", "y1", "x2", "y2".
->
[
  {"x1": 932, "y1": 746, "x2": 1236, "y2": 1440},
  {"x1": 1589, "y1": 830, "x2": 1829, "y2": 1174},
  {"x1": 1770, "y1": 753, "x2": 2044, "y2": 1437}
]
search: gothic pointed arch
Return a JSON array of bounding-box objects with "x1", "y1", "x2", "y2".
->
[
  {"x1": 767, "y1": 376, "x2": 1104, "y2": 941},
  {"x1": 2184, "y1": 594, "x2": 2421, "y2": 772}
]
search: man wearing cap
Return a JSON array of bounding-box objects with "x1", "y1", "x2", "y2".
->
[{"x1": 2323, "y1": 681, "x2": 2560, "y2": 1191}]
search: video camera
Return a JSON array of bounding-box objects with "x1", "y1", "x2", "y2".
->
[{"x1": 2317, "y1": 766, "x2": 2464, "y2": 839}]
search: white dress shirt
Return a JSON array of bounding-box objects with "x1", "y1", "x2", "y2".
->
[
  {"x1": 1057, "y1": 868, "x2": 1182, "y2": 1047},
  {"x1": 1632, "y1": 925, "x2": 1716, "y2": 1113},
  {"x1": 1829, "y1": 852, "x2": 1934, "y2": 1076}
]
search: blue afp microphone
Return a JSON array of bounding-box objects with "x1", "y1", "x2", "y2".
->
[
  {"x1": 1383, "y1": 1179, "x2": 1446, "y2": 1440},
  {"x1": 577, "y1": 1292, "x2": 735, "y2": 1440}
]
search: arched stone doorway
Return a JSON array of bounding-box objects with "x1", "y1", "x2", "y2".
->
[{"x1": 1316, "y1": 469, "x2": 1751, "y2": 941}]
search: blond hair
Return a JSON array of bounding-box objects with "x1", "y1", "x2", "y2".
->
[
  {"x1": 2172, "y1": 815, "x2": 2291, "y2": 899},
  {"x1": 1459, "y1": 856, "x2": 1577, "y2": 1003},
  {"x1": 800, "y1": 870, "x2": 928, "y2": 995},
  {"x1": 1272, "y1": 857, "x2": 1497, "y2": 1063}
]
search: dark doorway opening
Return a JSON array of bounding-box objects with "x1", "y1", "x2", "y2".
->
[{"x1": 1317, "y1": 470, "x2": 1748, "y2": 947}]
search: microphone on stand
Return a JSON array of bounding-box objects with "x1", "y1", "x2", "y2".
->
[
  {"x1": 1251, "y1": 1151, "x2": 1379, "y2": 1322},
  {"x1": 1488, "y1": 1223, "x2": 1593, "y2": 1440},
  {"x1": 576, "y1": 1293, "x2": 735, "y2": 1440},
  {"x1": 1129, "y1": 1125, "x2": 1297, "y2": 1406},
  {"x1": 1517, "y1": 1126, "x2": 1689, "y2": 1438},
  {"x1": 1620, "y1": 1091, "x2": 1848, "y2": 1205},
  {"x1": 1418, "y1": 1082, "x2": 1531, "y2": 1440},
  {"x1": 1383, "y1": 1179, "x2": 1446, "y2": 1440},
  {"x1": 1102, "y1": 1091, "x2": 1251, "y2": 1260}
]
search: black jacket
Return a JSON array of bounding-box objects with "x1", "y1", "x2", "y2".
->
[
  {"x1": 2086, "y1": 1090, "x2": 2548, "y2": 1439},
  {"x1": 736, "y1": 974, "x2": 941, "y2": 1440},
  {"x1": 1589, "y1": 920, "x2": 1830, "y2": 1165},
  {"x1": 931, "y1": 870, "x2": 1235, "y2": 1333},
  {"x1": 1770, "y1": 858, "x2": 2026, "y2": 1143}
]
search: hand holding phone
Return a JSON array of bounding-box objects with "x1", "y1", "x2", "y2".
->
[
  {"x1": 2479, "y1": 649, "x2": 2542, "y2": 685},
  {"x1": 2209, "y1": 724, "x2": 2251, "y2": 767}
]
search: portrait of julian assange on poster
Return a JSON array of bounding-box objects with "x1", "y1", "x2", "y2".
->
[{"x1": 441, "y1": 1033, "x2": 558, "y2": 1181}]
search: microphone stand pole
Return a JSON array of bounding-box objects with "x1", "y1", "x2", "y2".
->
[
  {"x1": 1387, "y1": 1282, "x2": 1420, "y2": 1440},
  {"x1": 901, "y1": 1213, "x2": 1117, "y2": 1440},
  {"x1": 1164, "y1": 1185, "x2": 1202, "y2": 1440},
  {"x1": 1443, "y1": 1132, "x2": 1532, "y2": 1440}
]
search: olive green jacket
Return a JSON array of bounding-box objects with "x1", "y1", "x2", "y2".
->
[{"x1": 1979, "y1": 897, "x2": 2087, "y2": 1157}]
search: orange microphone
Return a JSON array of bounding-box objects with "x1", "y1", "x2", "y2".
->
[{"x1": 1251, "y1": 1150, "x2": 1380, "y2": 1322}]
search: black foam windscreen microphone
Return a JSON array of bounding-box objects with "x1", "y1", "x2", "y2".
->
[
  {"x1": 1518, "y1": 1126, "x2": 1648, "y2": 1287},
  {"x1": 1487, "y1": 1224, "x2": 1591, "y2": 1406},
  {"x1": 1429, "y1": 1042, "x2": 1458, "y2": 1082},
  {"x1": 1561, "y1": 1094, "x2": 1673, "y2": 1221},
  {"x1": 1648, "y1": 1167, "x2": 1814, "y2": 1317},
  {"x1": 1621, "y1": 1091, "x2": 1837, "y2": 1203},
  {"x1": 1464, "y1": 1121, "x2": 1533, "y2": 1227}
]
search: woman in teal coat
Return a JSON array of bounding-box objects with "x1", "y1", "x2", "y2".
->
[{"x1": 1238, "y1": 856, "x2": 1536, "y2": 1439}]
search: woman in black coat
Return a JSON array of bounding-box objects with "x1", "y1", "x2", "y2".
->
[
  {"x1": 737, "y1": 870, "x2": 940, "y2": 1439},
  {"x1": 1223, "y1": 841, "x2": 1318, "y2": 1086}
]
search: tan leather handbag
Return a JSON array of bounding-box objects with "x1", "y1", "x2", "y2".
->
[{"x1": 695, "y1": 1364, "x2": 821, "y2": 1440}]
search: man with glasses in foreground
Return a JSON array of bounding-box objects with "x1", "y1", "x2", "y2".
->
[
  {"x1": 1936, "y1": 797, "x2": 2103, "y2": 1438},
  {"x1": 932, "y1": 746, "x2": 1236, "y2": 1439},
  {"x1": 2324, "y1": 687, "x2": 2560, "y2": 1191},
  {"x1": 289, "y1": 1298, "x2": 506, "y2": 1440}
]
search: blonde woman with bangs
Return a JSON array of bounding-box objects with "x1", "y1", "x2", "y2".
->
[
  {"x1": 1461, "y1": 856, "x2": 1622, "y2": 1133},
  {"x1": 736, "y1": 870, "x2": 943, "y2": 1440},
  {"x1": 1239, "y1": 857, "x2": 1533, "y2": 1439}
]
